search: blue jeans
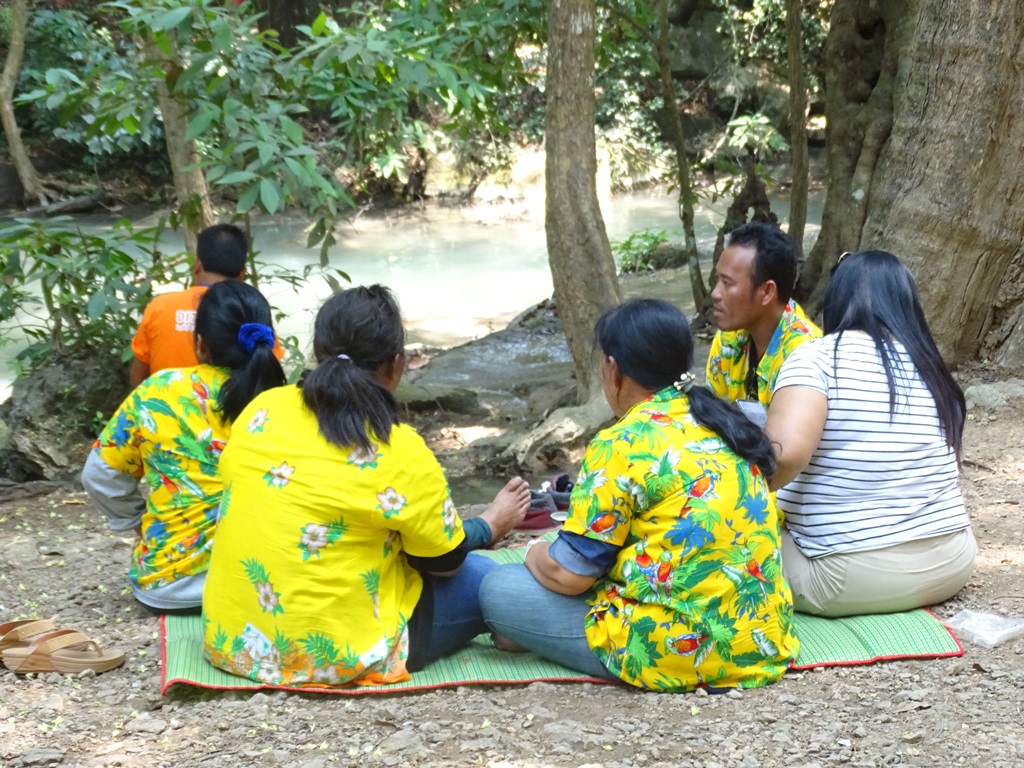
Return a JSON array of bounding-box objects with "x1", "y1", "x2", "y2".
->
[
  {"x1": 407, "y1": 552, "x2": 497, "y2": 671},
  {"x1": 479, "y1": 564, "x2": 617, "y2": 680}
]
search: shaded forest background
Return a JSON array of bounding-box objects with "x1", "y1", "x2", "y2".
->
[{"x1": 1, "y1": 0, "x2": 1023, "y2": 467}]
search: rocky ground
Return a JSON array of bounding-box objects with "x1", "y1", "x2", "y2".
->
[{"x1": 3, "y1": 344, "x2": 1024, "y2": 768}]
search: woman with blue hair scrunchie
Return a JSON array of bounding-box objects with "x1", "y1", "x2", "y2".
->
[{"x1": 82, "y1": 281, "x2": 286, "y2": 614}]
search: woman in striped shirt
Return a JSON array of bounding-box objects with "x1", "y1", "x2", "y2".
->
[{"x1": 765, "y1": 251, "x2": 975, "y2": 616}]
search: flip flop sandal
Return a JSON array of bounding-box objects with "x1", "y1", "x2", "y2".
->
[
  {"x1": 0, "y1": 619, "x2": 58, "y2": 657},
  {"x1": 2, "y1": 629, "x2": 125, "y2": 675}
]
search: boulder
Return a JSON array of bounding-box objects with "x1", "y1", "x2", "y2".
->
[{"x1": 0, "y1": 350, "x2": 129, "y2": 483}]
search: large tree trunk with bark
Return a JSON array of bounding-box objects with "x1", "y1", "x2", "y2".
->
[
  {"x1": 795, "y1": 0, "x2": 917, "y2": 309},
  {"x1": 144, "y1": 39, "x2": 214, "y2": 256},
  {"x1": 804, "y1": 0, "x2": 1024, "y2": 366},
  {"x1": 545, "y1": 0, "x2": 621, "y2": 401},
  {"x1": 785, "y1": 0, "x2": 809, "y2": 262},
  {"x1": 0, "y1": 0, "x2": 46, "y2": 207}
]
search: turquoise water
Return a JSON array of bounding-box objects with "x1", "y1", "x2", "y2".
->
[{"x1": 0, "y1": 189, "x2": 822, "y2": 399}]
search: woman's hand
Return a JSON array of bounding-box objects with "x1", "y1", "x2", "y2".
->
[
  {"x1": 765, "y1": 385, "x2": 828, "y2": 490},
  {"x1": 525, "y1": 540, "x2": 597, "y2": 596}
]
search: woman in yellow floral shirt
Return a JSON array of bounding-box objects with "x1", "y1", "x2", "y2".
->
[
  {"x1": 202, "y1": 285, "x2": 529, "y2": 687},
  {"x1": 481, "y1": 299, "x2": 799, "y2": 691},
  {"x1": 81, "y1": 281, "x2": 286, "y2": 614}
]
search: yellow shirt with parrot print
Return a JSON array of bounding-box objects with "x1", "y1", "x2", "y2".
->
[
  {"x1": 93, "y1": 364, "x2": 230, "y2": 593},
  {"x1": 561, "y1": 386, "x2": 799, "y2": 691},
  {"x1": 202, "y1": 384, "x2": 465, "y2": 688},
  {"x1": 705, "y1": 299, "x2": 820, "y2": 407}
]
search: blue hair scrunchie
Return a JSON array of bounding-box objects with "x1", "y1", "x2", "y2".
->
[{"x1": 237, "y1": 323, "x2": 276, "y2": 354}]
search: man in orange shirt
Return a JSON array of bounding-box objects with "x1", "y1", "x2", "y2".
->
[{"x1": 131, "y1": 224, "x2": 274, "y2": 387}]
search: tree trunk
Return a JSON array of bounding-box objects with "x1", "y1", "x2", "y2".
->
[
  {"x1": 785, "y1": 0, "x2": 808, "y2": 262},
  {"x1": 143, "y1": 39, "x2": 214, "y2": 255},
  {"x1": 0, "y1": 0, "x2": 46, "y2": 207},
  {"x1": 545, "y1": 0, "x2": 621, "y2": 402},
  {"x1": 859, "y1": 1, "x2": 1024, "y2": 365},
  {"x1": 805, "y1": 0, "x2": 1024, "y2": 365},
  {"x1": 794, "y1": 0, "x2": 917, "y2": 311},
  {"x1": 250, "y1": 0, "x2": 321, "y2": 49},
  {"x1": 653, "y1": 0, "x2": 710, "y2": 328}
]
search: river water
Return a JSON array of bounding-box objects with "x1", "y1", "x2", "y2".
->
[{"x1": 0, "y1": 189, "x2": 822, "y2": 399}]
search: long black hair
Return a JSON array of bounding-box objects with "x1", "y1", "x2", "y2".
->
[
  {"x1": 594, "y1": 298, "x2": 777, "y2": 479},
  {"x1": 823, "y1": 250, "x2": 965, "y2": 458},
  {"x1": 194, "y1": 281, "x2": 286, "y2": 424},
  {"x1": 300, "y1": 284, "x2": 404, "y2": 452}
]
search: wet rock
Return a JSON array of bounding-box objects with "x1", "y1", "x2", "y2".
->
[{"x1": 397, "y1": 382, "x2": 488, "y2": 416}]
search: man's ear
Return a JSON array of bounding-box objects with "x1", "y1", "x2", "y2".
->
[{"x1": 759, "y1": 279, "x2": 779, "y2": 307}]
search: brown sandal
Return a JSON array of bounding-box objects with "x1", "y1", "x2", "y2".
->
[
  {"x1": 0, "y1": 619, "x2": 58, "y2": 657},
  {"x1": 1, "y1": 629, "x2": 125, "y2": 675}
]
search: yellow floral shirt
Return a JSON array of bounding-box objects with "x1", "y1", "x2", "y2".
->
[
  {"x1": 94, "y1": 365, "x2": 229, "y2": 592},
  {"x1": 202, "y1": 385, "x2": 464, "y2": 687},
  {"x1": 706, "y1": 300, "x2": 820, "y2": 407},
  {"x1": 562, "y1": 387, "x2": 799, "y2": 691}
]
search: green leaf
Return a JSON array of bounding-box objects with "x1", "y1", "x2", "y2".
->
[
  {"x1": 237, "y1": 183, "x2": 260, "y2": 213},
  {"x1": 185, "y1": 109, "x2": 219, "y2": 142},
  {"x1": 217, "y1": 171, "x2": 259, "y2": 185},
  {"x1": 259, "y1": 179, "x2": 281, "y2": 214},
  {"x1": 153, "y1": 7, "x2": 192, "y2": 32},
  {"x1": 86, "y1": 291, "x2": 107, "y2": 321},
  {"x1": 311, "y1": 11, "x2": 328, "y2": 37},
  {"x1": 279, "y1": 115, "x2": 303, "y2": 146}
]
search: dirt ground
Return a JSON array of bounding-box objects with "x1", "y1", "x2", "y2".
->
[{"x1": 2, "y1": 368, "x2": 1024, "y2": 768}]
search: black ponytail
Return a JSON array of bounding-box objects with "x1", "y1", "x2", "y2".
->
[
  {"x1": 595, "y1": 299, "x2": 777, "y2": 480},
  {"x1": 194, "y1": 281, "x2": 287, "y2": 424},
  {"x1": 300, "y1": 285, "x2": 404, "y2": 452}
]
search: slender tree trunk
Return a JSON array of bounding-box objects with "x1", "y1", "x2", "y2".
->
[
  {"x1": 785, "y1": 0, "x2": 808, "y2": 262},
  {"x1": 0, "y1": 0, "x2": 46, "y2": 207},
  {"x1": 652, "y1": 0, "x2": 710, "y2": 326},
  {"x1": 545, "y1": 0, "x2": 621, "y2": 401},
  {"x1": 143, "y1": 39, "x2": 214, "y2": 255}
]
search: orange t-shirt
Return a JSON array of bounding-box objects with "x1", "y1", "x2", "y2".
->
[{"x1": 132, "y1": 285, "x2": 283, "y2": 374}]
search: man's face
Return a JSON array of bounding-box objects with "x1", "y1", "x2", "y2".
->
[{"x1": 711, "y1": 243, "x2": 766, "y2": 332}]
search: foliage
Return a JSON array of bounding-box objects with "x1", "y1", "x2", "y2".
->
[
  {"x1": 726, "y1": 112, "x2": 789, "y2": 156},
  {"x1": 714, "y1": 0, "x2": 832, "y2": 93},
  {"x1": 595, "y1": 9, "x2": 674, "y2": 190},
  {"x1": 17, "y1": 9, "x2": 160, "y2": 156},
  {"x1": 24, "y1": 0, "x2": 544, "y2": 255},
  {"x1": 289, "y1": 0, "x2": 545, "y2": 195},
  {"x1": 0, "y1": 216, "x2": 188, "y2": 371},
  {"x1": 611, "y1": 228, "x2": 669, "y2": 273},
  {"x1": 0, "y1": 7, "x2": 11, "y2": 50}
]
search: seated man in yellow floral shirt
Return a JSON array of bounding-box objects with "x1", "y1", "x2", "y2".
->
[{"x1": 706, "y1": 222, "x2": 820, "y2": 420}]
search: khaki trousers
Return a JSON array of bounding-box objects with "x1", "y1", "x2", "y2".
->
[{"x1": 781, "y1": 527, "x2": 977, "y2": 617}]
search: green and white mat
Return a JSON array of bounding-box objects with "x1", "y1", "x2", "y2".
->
[{"x1": 161, "y1": 544, "x2": 963, "y2": 695}]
